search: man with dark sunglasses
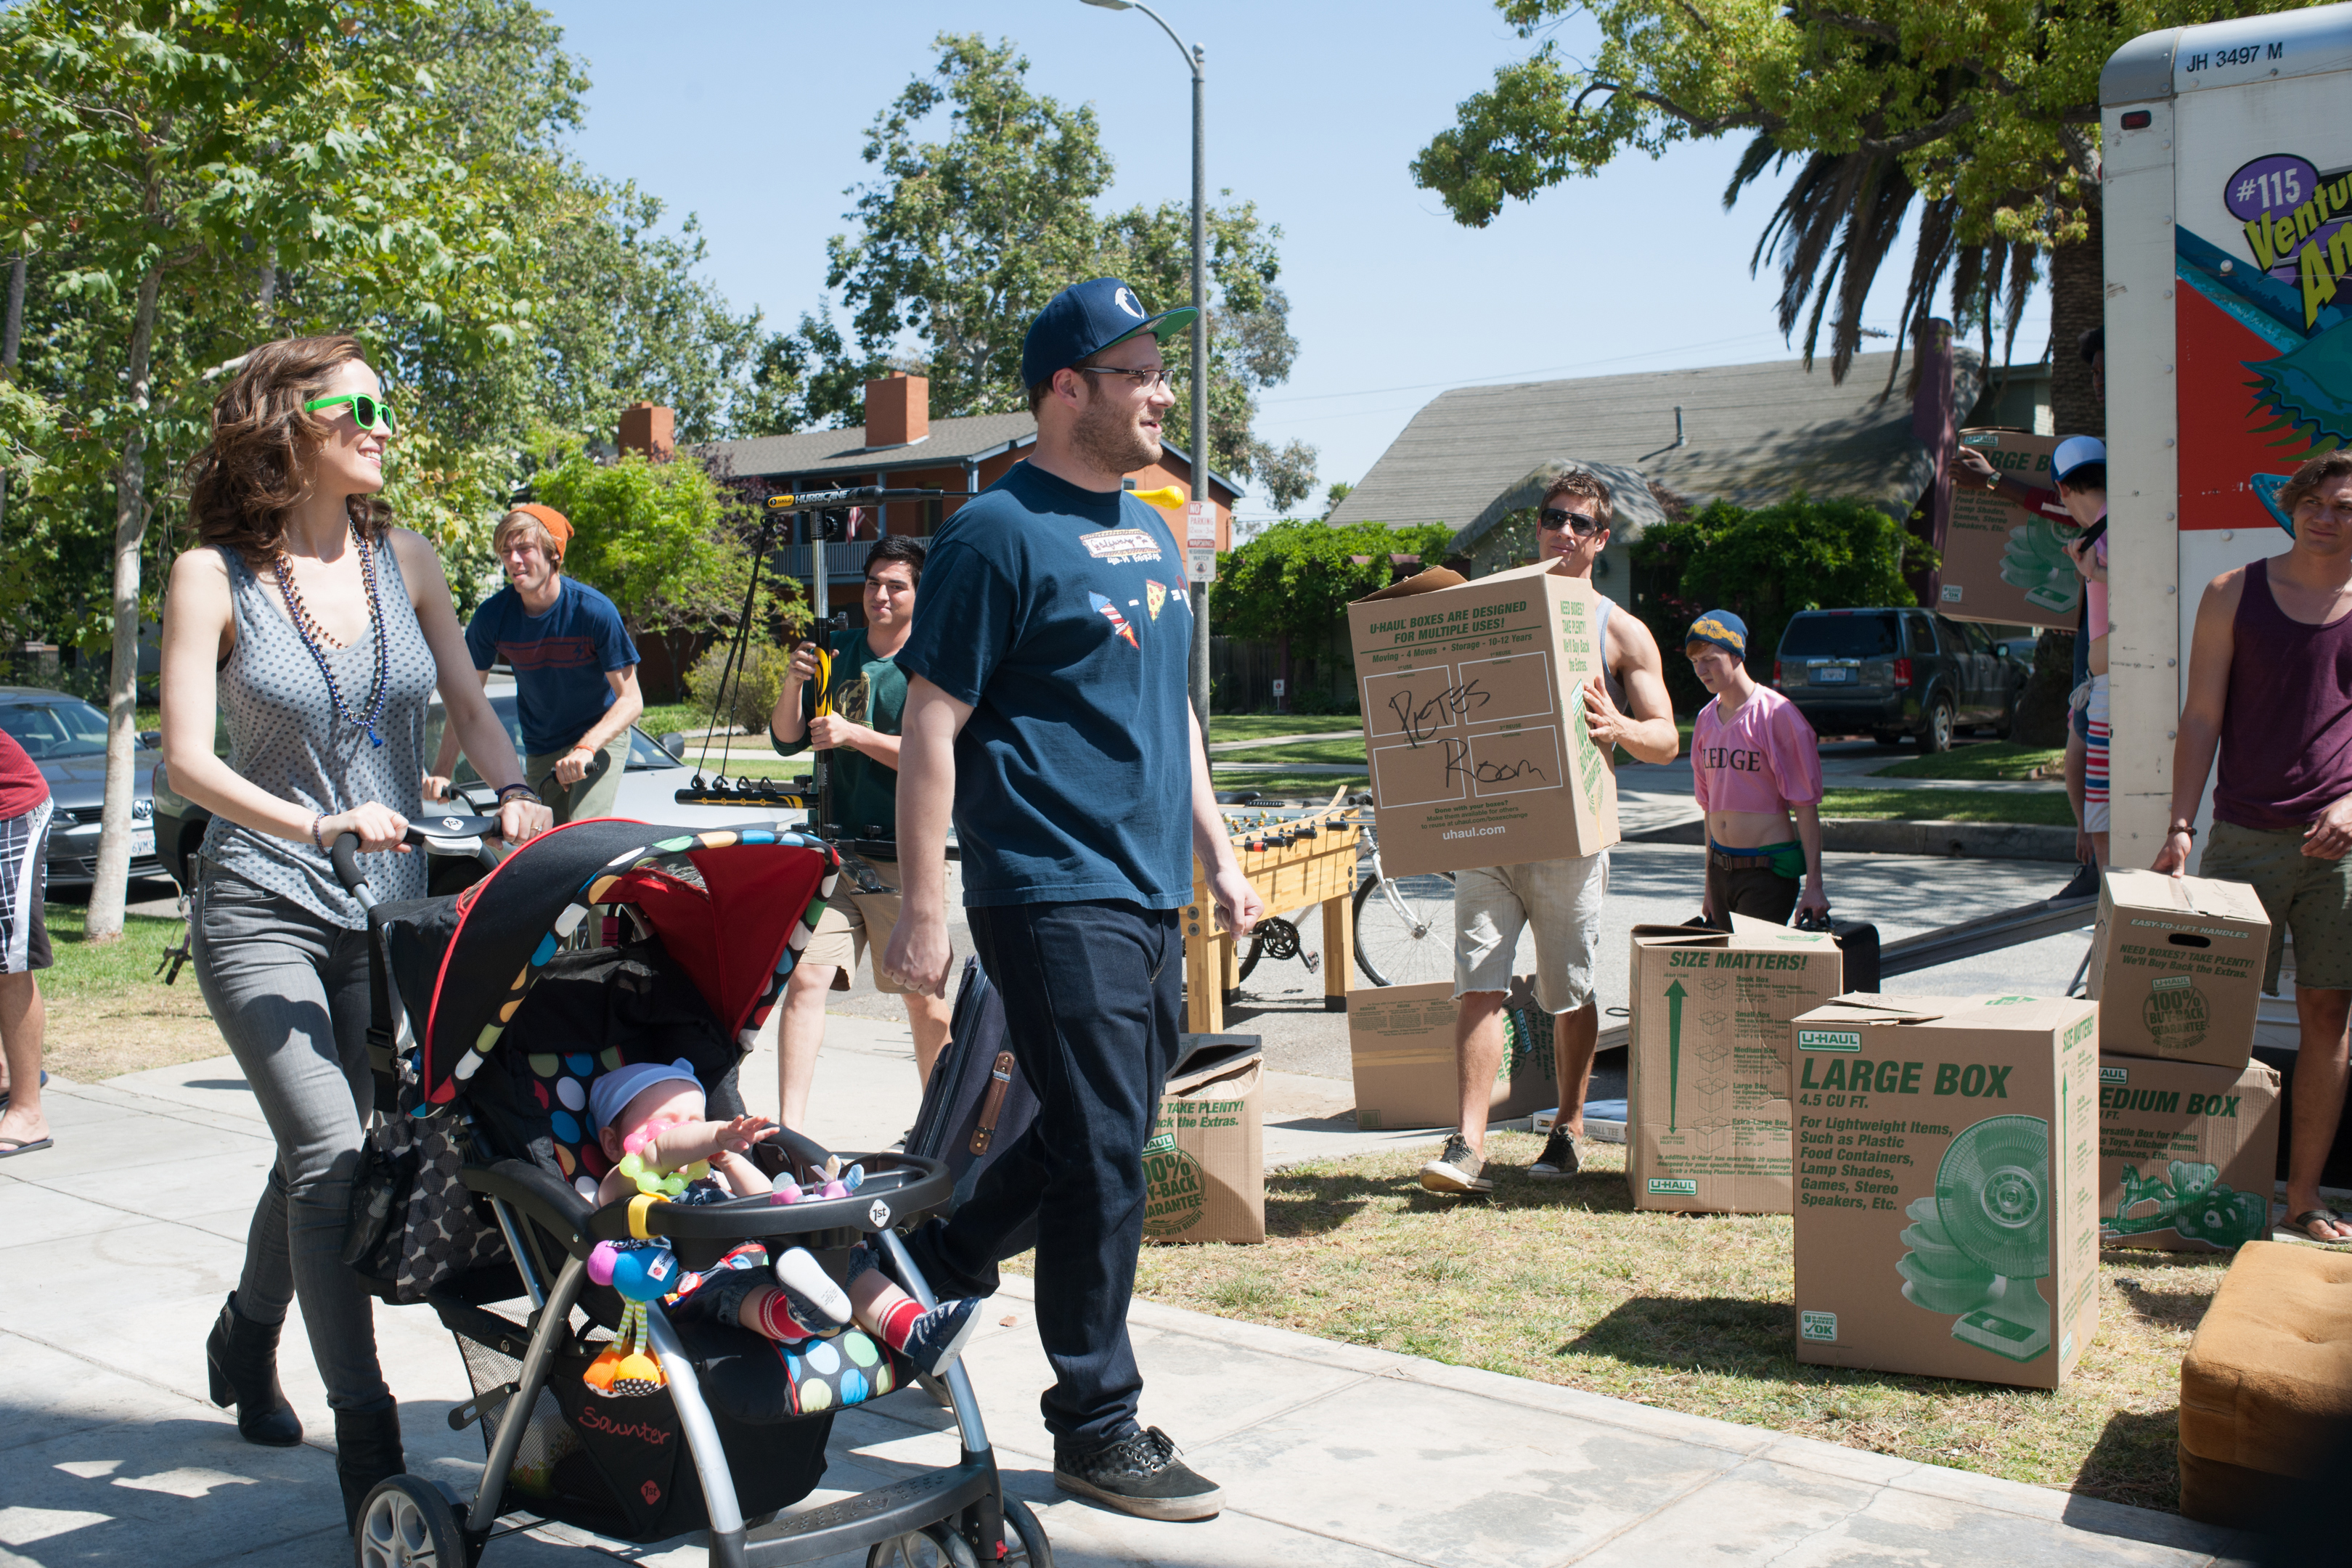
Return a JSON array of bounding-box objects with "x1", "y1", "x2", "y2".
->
[{"x1": 1421, "y1": 468, "x2": 1681, "y2": 1196}]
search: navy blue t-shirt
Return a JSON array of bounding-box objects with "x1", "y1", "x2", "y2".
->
[
  {"x1": 896, "y1": 462, "x2": 1193, "y2": 909},
  {"x1": 465, "y1": 578, "x2": 640, "y2": 756}
]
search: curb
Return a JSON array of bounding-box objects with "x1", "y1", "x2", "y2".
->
[{"x1": 1628, "y1": 817, "x2": 2078, "y2": 862}]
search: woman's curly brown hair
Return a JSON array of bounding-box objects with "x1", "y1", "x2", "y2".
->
[{"x1": 184, "y1": 335, "x2": 394, "y2": 565}]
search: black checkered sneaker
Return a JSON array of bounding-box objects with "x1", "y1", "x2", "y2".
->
[{"x1": 1529, "y1": 1126, "x2": 1580, "y2": 1180}]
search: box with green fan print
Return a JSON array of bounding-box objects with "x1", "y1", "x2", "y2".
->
[
  {"x1": 1791, "y1": 993, "x2": 2099, "y2": 1389},
  {"x1": 1625, "y1": 915, "x2": 1844, "y2": 1214}
]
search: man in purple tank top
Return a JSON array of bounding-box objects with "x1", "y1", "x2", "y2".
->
[{"x1": 2160, "y1": 449, "x2": 2352, "y2": 1245}]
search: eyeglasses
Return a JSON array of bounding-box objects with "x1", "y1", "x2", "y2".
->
[
  {"x1": 1076, "y1": 365, "x2": 1180, "y2": 393},
  {"x1": 303, "y1": 393, "x2": 396, "y2": 434},
  {"x1": 1538, "y1": 507, "x2": 1605, "y2": 536}
]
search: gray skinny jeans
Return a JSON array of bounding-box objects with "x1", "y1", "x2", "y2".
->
[{"x1": 191, "y1": 865, "x2": 390, "y2": 1411}]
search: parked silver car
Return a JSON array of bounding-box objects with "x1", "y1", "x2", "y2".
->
[{"x1": 0, "y1": 687, "x2": 166, "y2": 888}]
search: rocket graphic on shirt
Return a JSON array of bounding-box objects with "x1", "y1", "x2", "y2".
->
[{"x1": 1089, "y1": 592, "x2": 1140, "y2": 648}]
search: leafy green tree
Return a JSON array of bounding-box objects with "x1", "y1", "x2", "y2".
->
[
  {"x1": 1212, "y1": 520, "x2": 1455, "y2": 705},
  {"x1": 531, "y1": 450, "x2": 807, "y2": 703},
  {"x1": 1631, "y1": 494, "x2": 1934, "y2": 712},
  {"x1": 820, "y1": 33, "x2": 1316, "y2": 507},
  {"x1": 1410, "y1": 0, "x2": 2317, "y2": 430},
  {"x1": 1, "y1": 0, "x2": 539, "y2": 936}
]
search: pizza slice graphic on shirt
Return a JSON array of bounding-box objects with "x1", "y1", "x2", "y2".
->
[
  {"x1": 1144, "y1": 579, "x2": 1168, "y2": 621},
  {"x1": 1089, "y1": 592, "x2": 1140, "y2": 648}
]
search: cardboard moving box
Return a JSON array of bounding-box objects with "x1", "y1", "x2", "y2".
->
[
  {"x1": 1625, "y1": 916, "x2": 1845, "y2": 1213},
  {"x1": 1940, "y1": 429, "x2": 2079, "y2": 629},
  {"x1": 2099, "y1": 1055, "x2": 2282, "y2": 1251},
  {"x1": 1790, "y1": 993, "x2": 2099, "y2": 1389},
  {"x1": 2089, "y1": 869, "x2": 2269, "y2": 1069},
  {"x1": 1347, "y1": 560, "x2": 1618, "y2": 879},
  {"x1": 1346, "y1": 978, "x2": 1555, "y2": 1130},
  {"x1": 1144, "y1": 1040, "x2": 1265, "y2": 1245}
]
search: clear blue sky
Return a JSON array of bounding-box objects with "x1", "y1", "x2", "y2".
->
[{"x1": 546, "y1": 0, "x2": 2050, "y2": 518}]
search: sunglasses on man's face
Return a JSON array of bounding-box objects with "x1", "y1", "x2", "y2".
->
[
  {"x1": 1538, "y1": 507, "x2": 1605, "y2": 537},
  {"x1": 303, "y1": 393, "x2": 396, "y2": 434}
]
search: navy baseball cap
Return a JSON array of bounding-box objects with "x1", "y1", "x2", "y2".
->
[{"x1": 1021, "y1": 278, "x2": 1199, "y2": 388}]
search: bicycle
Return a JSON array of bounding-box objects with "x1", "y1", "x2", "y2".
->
[{"x1": 1217, "y1": 795, "x2": 1456, "y2": 990}]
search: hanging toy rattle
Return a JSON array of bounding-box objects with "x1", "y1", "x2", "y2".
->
[
  {"x1": 767, "y1": 1157, "x2": 862, "y2": 1206},
  {"x1": 582, "y1": 1240, "x2": 677, "y2": 1397},
  {"x1": 613, "y1": 1126, "x2": 709, "y2": 1199}
]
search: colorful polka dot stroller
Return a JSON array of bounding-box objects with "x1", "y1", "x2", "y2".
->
[{"x1": 337, "y1": 814, "x2": 1052, "y2": 1567}]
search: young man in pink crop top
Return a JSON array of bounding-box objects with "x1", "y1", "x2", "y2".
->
[{"x1": 1686, "y1": 611, "x2": 1829, "y2": 926}]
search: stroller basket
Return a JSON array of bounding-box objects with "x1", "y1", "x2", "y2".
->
[{"x1": 330, "y1": 817, "x2": 1051, "y2": 1567}]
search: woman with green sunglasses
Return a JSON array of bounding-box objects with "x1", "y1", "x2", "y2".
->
[
  {"x1": 158, "y1": 334, "x2": 551, "y2": 1535},
  {"x1": 302, "y1": 391, "x2": 396, "y2": 433}
]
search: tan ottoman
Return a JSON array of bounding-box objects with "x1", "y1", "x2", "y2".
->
[{"x1": 2178, "y1": 1239, "x2": 2352, "y2": 1527}]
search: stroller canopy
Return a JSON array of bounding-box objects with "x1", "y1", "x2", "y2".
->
[{"x1": 377, "y1": 819, "x2": 838, "y2": 1105}]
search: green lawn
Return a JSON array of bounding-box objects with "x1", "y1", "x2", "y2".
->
[
  {"x1": 639, "y1": 702, "x2": 708, "y2": 738},
  {"x1": 1208, "y1": 714, "x2": 1363, "y2": 744},
  {"x1": 1093, "y1": 1133, "x2": 2223, "y2": 1514},
  {"x1": 1821, "y1": 787, "x2": 2075, "y2": 826},
  {"x1": 1872, "y1": 743, "x2": 2065, "y2": 781},
  {"x1": 1216, "y1": 738, "x2": 1368, "y2": 767},
  {"x1": 34, "y1": 898, "x2": 223, "y2": 1084}
]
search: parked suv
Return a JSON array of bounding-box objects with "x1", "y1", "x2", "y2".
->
[{"x1": 1771, "y1": 608, "x2": 2024, "y2": 752}]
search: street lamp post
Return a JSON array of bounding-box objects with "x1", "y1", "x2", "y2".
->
[{"x1": 1082, "y1": 0, "x2": 1212, "y2": 728}]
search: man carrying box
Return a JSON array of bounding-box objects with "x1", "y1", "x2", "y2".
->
[
  {"x1": 2157, "y1": 449, "x2": 2352, "y2": 1246},
  {"x1": 1418, "y1": 468, "x2": 1680, "y2": 1196}
]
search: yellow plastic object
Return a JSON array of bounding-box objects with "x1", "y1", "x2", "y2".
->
[
  {"x1": 812, "y1": 647, "x2": 834, "y2": 718},
  {"x1": 1129, "y1": 486, "x2": 1188, "y2": 510}
]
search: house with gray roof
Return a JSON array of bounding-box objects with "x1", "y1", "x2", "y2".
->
[{"x1": 1326, "y1": 345, "x2": 2043, "y2": 602}]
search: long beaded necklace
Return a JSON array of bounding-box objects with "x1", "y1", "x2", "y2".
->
[{"x1": 274, "y1": 523, "x2": 390, "y2": 748}]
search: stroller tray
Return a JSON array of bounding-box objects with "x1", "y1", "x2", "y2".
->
[{"x1": 744, "y1": 1461, "x2": 995, "y2": 1565}]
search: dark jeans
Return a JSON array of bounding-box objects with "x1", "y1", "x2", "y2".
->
[
  {"x1": 903, "y1": 898, "x2": 1181, "y2": 1453},
  {"x1": 1705, "y1": 859, "x2": 1800, "y2": 927}
]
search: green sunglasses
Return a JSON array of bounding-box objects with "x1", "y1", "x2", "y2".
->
[{"x1": 303, "y1": 392, "x2": 397, "y2": 433}]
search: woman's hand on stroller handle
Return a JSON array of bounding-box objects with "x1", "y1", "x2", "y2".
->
[{"x1": 327, "y1": 809, "x2": 507, "y2": 896}]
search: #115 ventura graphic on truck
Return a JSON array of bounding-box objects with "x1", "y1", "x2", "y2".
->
[{"x1": 2102, "y1": 7, "x2": 2352, "y2": 863}]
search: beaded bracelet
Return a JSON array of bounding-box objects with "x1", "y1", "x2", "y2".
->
[{"x1": 311, "y1": 813, "x2": 327, "y2": 852}]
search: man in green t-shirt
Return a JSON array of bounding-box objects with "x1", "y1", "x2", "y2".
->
[{"x1": 769, "y1": 536, "x2": 950, "y2": 1127}]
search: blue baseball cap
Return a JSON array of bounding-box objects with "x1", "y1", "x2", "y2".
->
[
  {"x1": 2053, "y1": 435, "x2": 2106, "y2": 486},
  {"x1": 1685, "y1": 611, "x2": 1747, "y2": 658},
  {"x1": 1020, "y1": 278, "x2": 1199, "y2": 389}
]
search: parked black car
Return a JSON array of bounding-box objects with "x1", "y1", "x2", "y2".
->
[
  {"x1": 0, "y1": 687, "x2": 166, "y2": 888},
  {"x1": 1771, "y1": 608, "x2": 2025, "y2": 753}
]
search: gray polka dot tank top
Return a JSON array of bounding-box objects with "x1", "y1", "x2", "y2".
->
[{"x1": 197, "y1": 537, "x2": 438, "y2": 926}]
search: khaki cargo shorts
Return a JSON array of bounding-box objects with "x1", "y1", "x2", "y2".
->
[
  {"x1": 2201, "y1": 820, "x2": 2352, "y2": 992},
  {"x1": 802, "y1": 857, "x2": 912, "y2": 994},
  {"x1": 1453, "y1": 851, "x2": 1607, "y2": 1013}
]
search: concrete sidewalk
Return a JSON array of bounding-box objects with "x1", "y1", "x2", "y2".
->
[{"x1": 1, "y1": 1051, "x2": 2260, "y2": 1568}]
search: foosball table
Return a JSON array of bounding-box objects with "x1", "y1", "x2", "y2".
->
[{"x1": 1185, "y1": 800, "x2": 1364, "y2": 1032}]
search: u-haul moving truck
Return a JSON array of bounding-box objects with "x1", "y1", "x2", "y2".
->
[{"x1": 2102, "y1": 7, "x2": 2352, "y2": 867}]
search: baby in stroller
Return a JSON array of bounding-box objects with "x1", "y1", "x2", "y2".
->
[{"x1": 589, "y1": 1059, "x2": 982, "y2": 1376}]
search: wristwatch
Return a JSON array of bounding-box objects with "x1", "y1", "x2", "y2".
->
[{"x1": 2168, "y1": 822, "x2": 2197, "y2": 838}]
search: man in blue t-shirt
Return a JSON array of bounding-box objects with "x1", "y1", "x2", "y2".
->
[
  {"x1": 428, "y1": 504, "x2": 643, "y2": 824},
  {"x1": 883, "y1": 277, "x2": 1262, "y2": 1523}
]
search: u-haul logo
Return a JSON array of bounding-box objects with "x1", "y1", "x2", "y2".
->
[
  {"x1": 1648, "y1": 1177, "x2": 1698, "y2": 1196},
  {"x1": 2152, "y1": 974, "x2": 2193, "y2": 992},
  {"x1": 1797, "y1": 1029, "x2": 1862, "y2": 1053},
  {"x1": 2101, "y1": 1066, "x2": 2129, "y2": 1085},
  {"x1": 1800, "y1": 1310, "x2": 1838, "y2": 1342}
]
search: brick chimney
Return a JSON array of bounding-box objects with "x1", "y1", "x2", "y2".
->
[
  {"x1": 864, "y1": 374, "x2": 929, "y2": 449},
  {"x1": 616, "y1": 402, "x2": 674, "y2": 462}
]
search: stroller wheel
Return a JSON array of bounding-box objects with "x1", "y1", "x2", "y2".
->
[
  {"x1": 354, "y1": 1475, "x2": 475, "y2": 1568},
  {"x1": 866, "y1": 1522, "x2": 979, "y2": 1568},
  {"x1": 1003, "y1": 1498, "x2": 1055, "y2": 1567}
]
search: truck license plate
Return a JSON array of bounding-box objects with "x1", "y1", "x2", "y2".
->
[{"x1": 1811, "y1": 667, "x2": 1852, "y2": 684}]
